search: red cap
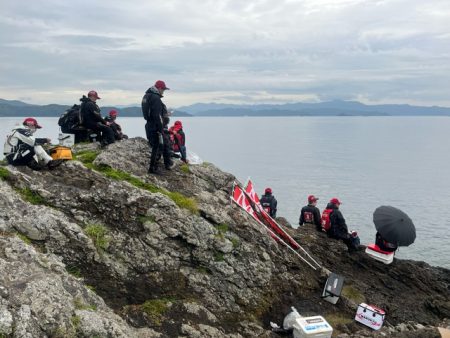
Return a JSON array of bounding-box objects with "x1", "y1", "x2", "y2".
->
[
  {"x1": 330, "y1": 198, "x2": 341, "y2": 205},
  {"x1": 308, "y1": 195, "x2": 318, "y2": 203},
  {"x1": 155, "y1": 80, "x2": 170, "y2": 90},
  {"x1": 109, "y1": 109, "x2": 118, "y2": 117},
  {"x1": 88, "y1": 90, "x2": 101, "y2": 99},
  {"x1": 265, "y1": 187, "x2": 272, "y2": 194},
  {"x1": 23, "y1": 117, "x2": 42, "y2": 129},
  {"x1": 174, "y1": 120, "x2": 182, "y2": 127}
]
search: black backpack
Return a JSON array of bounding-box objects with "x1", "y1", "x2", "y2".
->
[{"x1": 58, "y1": 104, "x2": 82, "y2": 132}]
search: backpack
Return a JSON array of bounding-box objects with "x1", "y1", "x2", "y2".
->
[
  {"x1": 58, "y1": 104, "x2": 82, "y2": 132},
  {"x1": 321, "y1": 209, "x2": 333, "y2": 232}
]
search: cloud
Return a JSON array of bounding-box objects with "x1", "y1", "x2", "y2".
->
[{"x1": 0, "y1": 0, "x2": 449, "y2": 106}]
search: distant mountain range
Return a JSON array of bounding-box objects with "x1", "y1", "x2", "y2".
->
[
  {"x1": 1, "y1": 98, "x2": 450, "y2": 117},
  {"x1": 0, "y1": 99, "x2": 191, "y2": 117}
]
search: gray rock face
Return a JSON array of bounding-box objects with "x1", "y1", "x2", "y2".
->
[{"x1": 0, "y1": 137, "x2": 448, "y2": 337}]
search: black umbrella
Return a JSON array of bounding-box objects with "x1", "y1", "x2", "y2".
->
[{"x1": 373, "y1": 206, "x2": 416, "y2": 246}]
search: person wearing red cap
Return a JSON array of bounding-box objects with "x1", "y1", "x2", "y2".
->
[
  {"x1": 260, "y1": 187, "x2": 277, "y2": 218},
  {"x1": 141, "y1": 80, "x2": 174, "y2": 174},
  {"x1": 168, "y1": 120, "x2": 187, "y2": 163},
  {"x1": 104, "y1": 110, "x2": 128, "y2": 140},
  {"x1": 299, "y1": 195, "x2": 322, "y2": 231},
  {"x1": 325, "y1": 198, "x2": 361, "y2": 253},
  {"x1": 79, "y1": 90, "x2": 115, "y2": 146},
  {"x1": 3, "y1": 118, "x2": 62, "y2": 169}
]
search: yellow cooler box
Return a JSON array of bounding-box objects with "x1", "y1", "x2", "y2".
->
[{"x1": 50, "y1": 146, "x2": 73, "y2": 160}]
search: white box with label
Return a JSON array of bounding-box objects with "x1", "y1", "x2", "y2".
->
[
  {"x1": 354, "y1": 303, "x2": 386, "y2": 330},
  {"x1": 292, "y1": 316, "x2": 333, "y2": 338}
]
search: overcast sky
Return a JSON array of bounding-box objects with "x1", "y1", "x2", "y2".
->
[{"x1": 1, "y1": 0, "x2": 450, "y2": 107}]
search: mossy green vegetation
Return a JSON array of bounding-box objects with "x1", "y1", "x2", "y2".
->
[
  {"x1": 342, "y1": 285, "x2": 366, "y2": 304},
  {"x1": 84, "y1": 224, "x2": 110, "y2": 251},
  {"x1": 214, "y1": 252, "x2": 225, "y2": 262},
  {"x1": 70, "y1": 315, "x2": 81, "y2": 328},
  {"x1": 73, "y1": 297, "x2": 97, "y2": 311},
  {"x1": 16, "y1": 232, "x2": 32, "y2": 245},
  {"x1": 17, "y1": 187, "x2": 46, "y2": 205},
  {"x1": 324, "y1": 313, "x2": 353, "y2": 328},
  {"x1": 0, "y1": 167, "x2": 10, "y2": 180},
  {"x1": 78, "y1": 155, "x2": 199, "y2": 214},
  {"x1": 66, "y1": 265, "x2": 82, "y2": 278},
  {"x1": 231, "y1": 238, "x2": 239, "y2": 249},
  {"x1": 138, "y1": 215, "x2": 156, "y2": 224},
  {"x1": 141, "y1": 298, "x2": 171, "y2": 326},
  {"x1": 74, "y1": 150, "x2": 99, "y2": 166},
  {"x1": 180, "y1": 163, "x2": 190, "y2": 173}
]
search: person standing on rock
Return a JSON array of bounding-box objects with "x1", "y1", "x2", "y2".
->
[
  {"x1": 141, "y1": 80, "x2": 174, "y2": 174},
  {"x1": 3, "y1": 118, "x2": 63, "y2": 169},
  {"x1": 299, "y1": 195, "x2": 321, "y2": 231},
  {"x1": 327, "y1": 198, "x2": 360, "y2": 253},
  {"x1": 260, "y1": 187, "x2": 277, "y2": 218},
  {"x1": 80, "y1": 90, "x2": 115, "y2": 146}
]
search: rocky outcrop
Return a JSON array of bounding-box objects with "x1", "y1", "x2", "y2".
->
[{"x1": 0, "y1": 137, "x2": 448, "y2": 337}]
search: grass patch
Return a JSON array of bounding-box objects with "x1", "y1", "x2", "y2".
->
[
  {"x1": 197, "y1": 266, "x2": 210, "y2": 274},
  {"x1": 16, "y1": 232, "x2": 32, "y2": 245},
  {"x1": 17, "y1": 187, "x2": 46, "y2": 205},
  {"x1": 85, "y1": 285, "x2": 96, "y2": 293},
  {"x1": 0, "y1": 167, "x2": 10, "y2": 180},
  {"x1": 84, "y1": 224, "x2": 110, "y2": 251},
  {"x1": 138, "y1": 215, "x2": 156, "y2": 224},
  {"x1": 324, "y1": 313, "x2": 353, "y2": 328},
  {"x1": 214, "y1": 252, "x2": 225, "y2": 262},
  {"x1": 165, "y1": 191, "x2": 198, "y2": 214},
  {"x1": 74, "y1": 150, "x2": 99, "y2": 165},
  {"x1": 71, "y1": 315, "x2": 81, "y2": 328},
  {"x1": 180, "y1": 164, "x2": 190, "y2": 173},
  {"x1": 66, "y1": 265, "x2": 82, "y2": 278},
  {"x1": 215, "y1": 223, "x2": 229, "y2": 239},
  {"x1": 342, "y1": 285, "x2": 366, "y2": 304},
  {"x1": 141, "y1": 299, "x2": 172, "y2": 326},
  {"x1": 73, "y1": 297, "x2": 97, "y2": 311},
  {"x1": 231, "y1": 238, "x2": 239, "y2": 249}
]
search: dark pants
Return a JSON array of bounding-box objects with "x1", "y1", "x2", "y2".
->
[
  {"x1": 88, "y1": 123, "x2": 115, "y2": 145},
  {"x1": 145, "y1": 123, "x2": 171, "y2": 169},
  {"x1": 6, "y1": 144, "x2": 35, "y2": 166}
]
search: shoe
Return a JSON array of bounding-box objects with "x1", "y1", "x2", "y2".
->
[
  {"x1": 165, "y1": 161, "x2": 176, "y2": 170},
  {"x1": 148, "y1": 167, "x2": 162, "y2": 175},
  {"x1": 47, "y1": 159, "x2": 64, "y2": 170}
]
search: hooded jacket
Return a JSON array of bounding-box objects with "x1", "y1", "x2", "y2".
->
[
  {"x1": 260, "y1": 193, "x2": 277, "y2": 218},
  {"x1": 327, "y1": 202, "x2": 349, "y2": 239},
  {"x1": 3, "y1": 125, "x2": 47, "y2": 155},
  {"x1": 80, "y1": 96, "x2": 105, "y2": 128},
  {"x1": 142, "y1": 86, "x2": 165, "y2": 133}
]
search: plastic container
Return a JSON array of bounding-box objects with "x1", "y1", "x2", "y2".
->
[
  {"x1": 365, "y1": 244, "x2": 394, "y2": 264},
  {"x1": 292, "y1": 316, "x2": 333, "y2": 338},
  {"x1": 355, "y1": 303, "x2": 386, "y2": 330}
]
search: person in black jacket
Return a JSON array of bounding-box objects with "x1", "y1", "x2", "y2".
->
[
  {"x1": 299, "y1": 195, "x2": 321, "y2": 231},
  {"x1": 375, "y1": 232, "x2": 398, "y2": 252},
  {"x1": 260, "y1": 187, "x2": 277, "y2": 217},
  {"x1": 141, "y1": 80, "x2": 174, "y2": 174},
  {"x1": 80, "y1": 90, "x2": 115, "y2": 146},
  {"x1": 105, "y1": 110, "x2": 128, "y2": 140},
  {"x1": 328, "y1": 198, "x2": 360, "y2": 252}
]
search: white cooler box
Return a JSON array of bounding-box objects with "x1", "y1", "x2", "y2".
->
[
  {"x1": 292, "y1": 316, "x2": 333, "y2": 338},
  {"x1": 58, "y1": 133, "x2": 75, "y2": 147},
  {"x1": 365, "y1": 244, "x2": 394, "y2": 265},
  {"x1": 354, "y1": 303, "x2": 386, "y2": 330}
]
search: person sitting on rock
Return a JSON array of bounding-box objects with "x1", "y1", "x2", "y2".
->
[
  {"x1": 375, "y1": 232, "x2": 398, "y2": 252},
  {"x1": 80, "y1": 90, "x2": 115, "y2": 146},
  {"x1": 327, "y1": 198, "x2": 361, "y2": 253},
  {"x1": 169, "y1": 120, "x2": 188, "y2": 163},
  {"x1": 3, "y1": 118, "x2": 63, "y2": 170},
  {"x1": 260, "y1": 187, "x2": 277, "y2": 218},
  {"x1": 105, "y1": 110, "x2": 128, "y2": 141},
  {"x1": 299, "y1": 195, "x2": 321, "y2": 231}
]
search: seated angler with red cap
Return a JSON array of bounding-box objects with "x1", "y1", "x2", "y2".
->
[
  {"x1": 260, "y1": 187, "x2": 278, "y2": 218},
  {"x1": 169, "y1": 120, "x2": 188, "y2": 163},
  {"x1": 3, "y1": 118, "x2": 62, "y2": 169},
  {"x1": 299, "y1": 195, "x2": 322, "y2": 231},
  {"x1": 79, "y1": 90, "x2": 115, "y2": 146},
  {"x1": 105, "y1": 110, "x2": 128, "y2": 141},
  {"x1": 321, "y1": 198, "x2": 361, "y2": 253}
]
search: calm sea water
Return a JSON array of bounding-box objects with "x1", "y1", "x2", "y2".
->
[{"x1": 1, "y1": 116, "x2": 450, "y2": 268}]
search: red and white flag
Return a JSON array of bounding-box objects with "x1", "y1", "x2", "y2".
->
[
  {"x1": 245, "y1": 179, "x2": 260, "y2": 204},
  {"x1": 232, "y1": 184, "x2": 258, "y2": 220}
]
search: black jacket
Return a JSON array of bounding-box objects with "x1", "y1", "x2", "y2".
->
[
  {"x1": 260, "y1": 193, "x2": 277, "y2": 218},
  {"x1": 299, "y1": 204, "x2": 321, "y2": 229},
  {"x1": 141, "y1": 87, "x2": 164, "y2": 133},
  {"x1": 80, "y1": 96, "x2": 105, "y2": 129},
  {"x1": 327, "y1": 202, "x2": 349, "y2": 239}
]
